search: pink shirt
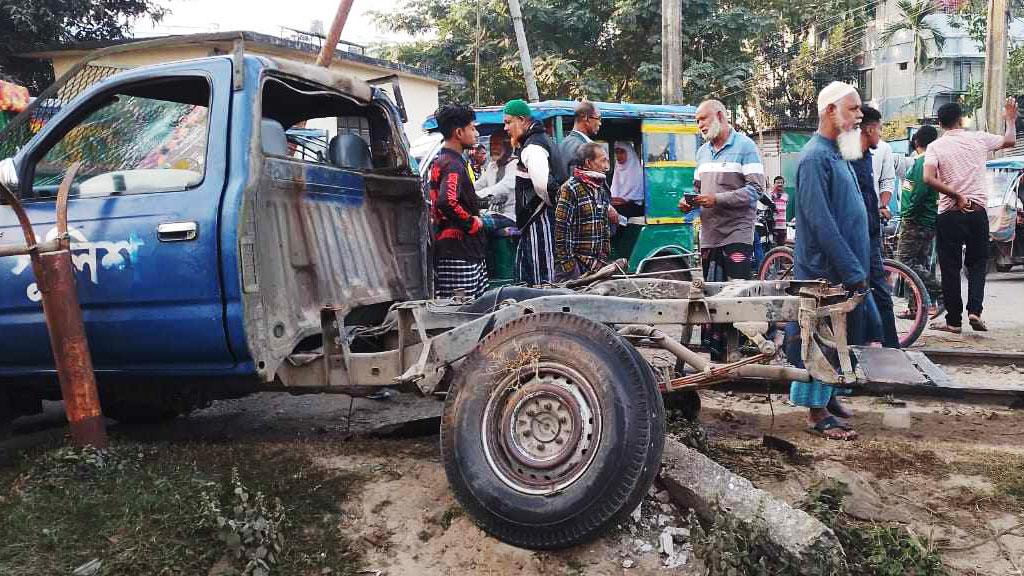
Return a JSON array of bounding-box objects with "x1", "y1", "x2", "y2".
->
[
  {"x1": 772, "y1": 189, "x2": 788, "y2": 230},
  {"x1": 924, "y1": 129, "x2": 1005, "y2": 213}
]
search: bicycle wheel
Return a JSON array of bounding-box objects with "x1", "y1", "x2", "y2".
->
[
  {"x1": 883, "y1": 258, "x2": 930, "y2": 348},
  {"x1": 757, "y1": 246, "x2": 795, "y2": 281}
]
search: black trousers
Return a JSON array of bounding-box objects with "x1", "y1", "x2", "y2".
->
[
  {"x1": 936, "y1": 209, "x2": 988, "y2": 327},
  {"x1": 870, "y1": 236, "x2": 899, "y2": 348},
  {"x1": 701, "y1": 243, "x2": 753, "y2": 360}
]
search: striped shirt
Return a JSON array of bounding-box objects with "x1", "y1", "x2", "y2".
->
[
  {"x1": 694, "y1": 129, "x2": 765, "y2": 248},
  {"x1": 924, "y1": 129, "x2": 1005, "y2": 214}
]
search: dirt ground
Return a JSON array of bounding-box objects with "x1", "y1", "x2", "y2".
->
[
  {"x1": 699, "y1": 387, "x2": 1024, "y2": 576},
  {"x1": 4, "y1": 272, "x2": 1023, "y2": 575}
]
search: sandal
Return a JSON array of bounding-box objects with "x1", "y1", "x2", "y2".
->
[
  {"x1": 896, "y1": 309, "x2": 916, "y2": 320},
  {"x1": 928, "y1": 320, "x2": 961, "y2": 334},
  {"x1": 827, "y1": 396, "x2": 854, "y2": 419},
  {"x1": 929, "y1": 303, "x2": 945, "y2": 319},
  {"x1": 968, "y1": 314, "x2": 988, "y2": 332},
  {"x1": 808, "y1": 416, "x2": 857, "y2": 440}
]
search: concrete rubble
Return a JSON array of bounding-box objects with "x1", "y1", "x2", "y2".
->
[
  {"x1": 614, "y1": 482, "x2": 694, "y2": 570},
  {"x1": 659, "y1": 437, "x2": 845, "y2": 568}
]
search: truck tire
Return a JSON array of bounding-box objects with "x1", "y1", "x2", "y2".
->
[{"x1": 441, "y1": 312, "x2": 664, "y2": 550}]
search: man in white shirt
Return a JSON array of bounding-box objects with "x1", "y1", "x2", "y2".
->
[
  {"x1": 871, "y1": 138, "x2": 897, "y2": 221},
  {"x1": 502, "y1": 99, "x2": 568, "y2": 285}
]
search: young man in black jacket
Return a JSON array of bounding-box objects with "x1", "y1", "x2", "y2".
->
[{"x1": 428, "y1": 104, "x2": 488, "y2": 299}]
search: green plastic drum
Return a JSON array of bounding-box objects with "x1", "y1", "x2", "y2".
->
[{"x1": 486, "y1": 232, "x2": 518, "y2": 288}]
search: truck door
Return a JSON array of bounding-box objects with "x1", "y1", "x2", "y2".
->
[{"x1": 0, "y1": 60, "x2": 233, "y2": 372}]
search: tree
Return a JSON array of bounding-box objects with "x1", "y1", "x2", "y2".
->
[
  {"x1": 373, "y1": 0, "x2": 765, "y2": 109},
  {"x1": 0, "y1": 0, "x2": 166, "y2": 92},
  {"x1": 879, "y1": 0, "x2": 947, "y2": 116}
]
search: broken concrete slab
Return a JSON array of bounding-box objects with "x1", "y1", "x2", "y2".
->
[{"x1": 659, "y1": 437, "x2": 844, "y2": 571}]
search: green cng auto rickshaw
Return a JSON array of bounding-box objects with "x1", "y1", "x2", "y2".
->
[{"x1": 421, "y1": 101, "x2": 701, "y2": 285}]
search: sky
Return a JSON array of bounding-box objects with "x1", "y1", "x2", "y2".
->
[{"x1": 133, "y1": 0, "x2": 413, "y2": 47}]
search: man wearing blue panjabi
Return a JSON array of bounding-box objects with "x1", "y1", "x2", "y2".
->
[{"x1": 788, "y1": 81, "x2": 882, "y2": 441}]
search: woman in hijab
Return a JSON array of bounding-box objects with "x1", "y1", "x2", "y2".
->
[{"x1": 610, "y1": 142, "x2": 644, "y2": 218}]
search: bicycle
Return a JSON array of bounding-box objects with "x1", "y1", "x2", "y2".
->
[{"x1": 756, "y1": 244, "x2": 930, "y2": 348}]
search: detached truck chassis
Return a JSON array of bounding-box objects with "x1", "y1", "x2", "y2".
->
[{"x1": 0, "y1": 36, "x2": 951, "y2": 550}]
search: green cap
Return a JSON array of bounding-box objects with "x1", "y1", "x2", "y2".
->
[{"x1": 503, "y1": 99, "x2": 532, "y2": 118}]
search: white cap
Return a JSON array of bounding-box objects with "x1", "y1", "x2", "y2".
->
[{"x1": 817, "y1": 81, "x2": 857, "y2": 113}]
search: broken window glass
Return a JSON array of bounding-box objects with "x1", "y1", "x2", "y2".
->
[{"x1": 30, "y1": 77, "x2": 210, "y2": 200}]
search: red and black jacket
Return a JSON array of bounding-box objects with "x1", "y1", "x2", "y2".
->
[{"x1": 428, "y1": 147, "x2": 485, "y2": 260}]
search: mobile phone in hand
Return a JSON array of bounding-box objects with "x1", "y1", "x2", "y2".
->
[{"x1": 683, "y1": 193, "x2": 699, "y2": 205}]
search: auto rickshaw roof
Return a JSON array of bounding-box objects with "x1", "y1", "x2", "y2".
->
[
  {"x1": 987, "y1": 156, "x2": 1024, "y2": 170},
  {"x1": 422, "y1": 100, "x2": 698, "y2": 132}
]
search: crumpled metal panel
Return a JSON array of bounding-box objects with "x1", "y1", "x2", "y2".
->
[{"x1": 250, "y1": 156, "x2": 426, "y2": 380}]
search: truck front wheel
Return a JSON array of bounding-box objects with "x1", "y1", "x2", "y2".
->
[{"x1": 441, "y1": 312, "x2": 664, "y2": 550}]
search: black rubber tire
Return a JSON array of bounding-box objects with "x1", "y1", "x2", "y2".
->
[
  {"x1": 757, "y1": 246, "x2": 795, "y2": 281},
  {"x1": 441, "y1": 312, "x2": 664, "y2": 550},
  {"x1": 882, "y1": 258, "x2": 930, "y2": 348},
  {"x1": 640, "y1": 254, "x2": 693, "y2": 282}
]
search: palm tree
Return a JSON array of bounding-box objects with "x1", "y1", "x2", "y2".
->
[{"x1": 880, "y1": 0, "x2": 948, "y2": 117}]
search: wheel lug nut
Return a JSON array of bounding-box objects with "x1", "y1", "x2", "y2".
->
[
  {"x1": 523, "y1": 429, "x2": 531, "y2": 437},
  {"x1": 543, "y1": 403, "x2": 552, "y2": 411},
  {"x1": 536, "y1": 444, "x2": 545, "y2": 451},
  {"x1": 555, "y1": 437, "x2": 564, "y2": 445},
  {"x1": 559, "y1": 417, "x2": 568, "y2": 424},
  {"x1": 526, "y1": 410, "x2": 536, "y2": 417}
]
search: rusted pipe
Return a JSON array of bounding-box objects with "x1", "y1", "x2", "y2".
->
[
  {"x1": 316, "y1": 0, "x2": 356, "y2": 68},
  {"x1": 733, "y1": 363, "x2": 810, "y2": 382},
  {"x1": 0, "y1": 179, "x2": 37, "y2": 248},
  {"x1": 1, "y1": 163, "x2": 106, "y2": 448},
  {"x1": 0, "y1": 238, "x2": 61, "y2": 257},
  {"x1": 33, "y1": 248, "x2": 106, "y2": 447},
  {"x1": 618, "y1": 325, "x2": 709, "y2": 371}
]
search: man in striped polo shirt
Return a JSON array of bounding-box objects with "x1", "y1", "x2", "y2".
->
[
  {"x1": 680, "y1": 99, "x2": 765, "y2": 282},
  {"x1": 680, "y1": 99, "x2": 765, "y2": 359}
]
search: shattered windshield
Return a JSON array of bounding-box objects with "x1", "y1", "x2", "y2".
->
[{"x1": 31, "y1": 79, "x2": 210, "y2": 199}]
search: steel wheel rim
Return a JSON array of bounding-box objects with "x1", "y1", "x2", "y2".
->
[{"x1": 481, "y1": 361, "x2": 603, "y2": 495}]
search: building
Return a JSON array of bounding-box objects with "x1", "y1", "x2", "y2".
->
[
  {"x1": 21, "y1": 30, "x2": 460, "y2": 138},
  {"x1": 858, "y1": 0, "x2": 1024, "y2": 123}
]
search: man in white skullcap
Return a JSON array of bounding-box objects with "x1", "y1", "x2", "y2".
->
[{"x1": 786, "y1": 81, "x2": 881, "y2": 441}]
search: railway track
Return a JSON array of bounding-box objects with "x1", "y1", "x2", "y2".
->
[{"x1": 918, "y1": 348, "x2": 1024, "y2": 367}]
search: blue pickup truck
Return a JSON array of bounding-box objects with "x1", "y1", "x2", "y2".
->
[{"x1": 0, "y1": 50, "x2": 428, "y2": 421}]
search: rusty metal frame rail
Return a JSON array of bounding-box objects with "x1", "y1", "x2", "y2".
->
[{"x1": 0, "y1": 163, "x2": 107, "y2": 447}]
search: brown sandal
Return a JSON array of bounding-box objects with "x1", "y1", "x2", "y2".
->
[
  {"x1": 928, "y1": 320, "x2": 962, "y2": 334},
  {"x1": 968, "y1": 315, "x2": 988, "y2": 332}
]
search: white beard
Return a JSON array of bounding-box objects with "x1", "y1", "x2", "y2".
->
[
  {"x1": 702, "y1": 119, "x2": 722, "y2": 142},
  {"x1": 838, "y1": 128, "x2": 863, "y2": 160}
]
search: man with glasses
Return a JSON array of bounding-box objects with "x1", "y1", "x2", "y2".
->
[{"x1": 560, "y1": 100, "x2": 602, "y2": 176}]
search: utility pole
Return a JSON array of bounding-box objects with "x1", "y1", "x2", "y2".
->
[
  {"x1": 507, "y1": 0, "x2": 540, "y2": 102},
  {"x1": 982, "y1": 0, "x2": 1008, "y2": 133},
  {"x1": 317, "y1": 0, "x2": 356, "y2": 68},
  {"x1": 661, "y1": 0, "x2": 683, "y2": 104},
  {"x1": 475, "y1": 8, "x2": 482, "y2": 106}
]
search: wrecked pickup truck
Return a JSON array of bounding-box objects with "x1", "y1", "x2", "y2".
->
[{"x1": 0, "y1": 37, "x2": 946, "y2": 550}]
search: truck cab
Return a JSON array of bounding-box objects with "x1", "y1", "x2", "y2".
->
[{"x1": 0, "y1": 51, "x2": 426, "y2": 420}]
